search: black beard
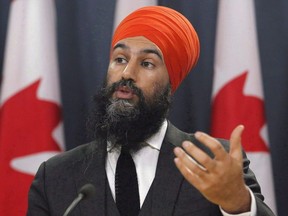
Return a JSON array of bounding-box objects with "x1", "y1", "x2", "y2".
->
[{"x1": 86, "y1": 79, "x2": 172, "y2": 152}]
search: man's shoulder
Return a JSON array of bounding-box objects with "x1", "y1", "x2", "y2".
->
[{"x1": 45, "y1": 140, "x2": 101, "y2": 168}]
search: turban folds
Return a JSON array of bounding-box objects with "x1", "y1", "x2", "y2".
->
[{"x1": 111, "y1": 6, "x2": 200, "y2": 92}]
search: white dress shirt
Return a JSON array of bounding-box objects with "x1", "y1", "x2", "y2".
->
[{"x1": 105, "y1": 120, "x2": 256, "y2": 215}]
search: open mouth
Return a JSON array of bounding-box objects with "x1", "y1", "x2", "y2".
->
[{"x1": 114, "y1": 86, "x2": 135, "y2": 99}]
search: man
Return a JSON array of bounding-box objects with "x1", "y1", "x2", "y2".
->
[{"x1": 27, "y1": 6, "x2": 275, "y2": 216}]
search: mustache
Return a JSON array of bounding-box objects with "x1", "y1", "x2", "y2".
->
[{"x1": 107, "y1": 79, "x2": 143, "y2": 98}]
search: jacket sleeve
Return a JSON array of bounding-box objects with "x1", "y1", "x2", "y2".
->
[
  {"x1": 216, "y1": 137, "x2": 275, "y2": 216},
  {"x1": 241, "y1": 151, "x2": 276, "y2": 216}
]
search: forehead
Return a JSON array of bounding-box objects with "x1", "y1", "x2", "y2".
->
[{"x1": 113, "y1": 36, "x2": 164, "y2": 57}]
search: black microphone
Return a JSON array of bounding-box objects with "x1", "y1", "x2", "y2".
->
[{"x1": 63, "y1": 183, "x2": 96, "y2": 216}]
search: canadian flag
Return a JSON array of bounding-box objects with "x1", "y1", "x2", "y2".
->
[
  {"x1": 211, "y1": 0, "x2": 276, "y2": 213},
  {"x1": 0, "y1": 0, "x2": 64, "y2": 215},
  {"x1": 113, "y1": 0, "x2": 157, "y2": 30}
]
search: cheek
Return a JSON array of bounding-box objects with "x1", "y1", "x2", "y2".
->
[
  {"x1": 142, "y1": 79, "x2": 169, "y2": 98},
  {"x1": 107, "y1": 66, "x2": 120, "y2": 85}
]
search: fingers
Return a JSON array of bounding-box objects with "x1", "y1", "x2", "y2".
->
[
  {"x1": 174, "y1": 144, "x2": 208, "y2": 172},
  {"x1": 181, "y1": 141, "x2": 214, "y2": 171},
  {"x1": 194, "y1": 131, "x2": 226, "y2": 160},
  {"x1": 174, "y1": 126, "x2": 246, "y2": 207},
  {"x1": 229, "y1": 125, "x2": 245, "y2": 161},
  {"x1": 173, "y1": 147, "x2": 205, "y2": 184},
  {"x1": 174, "y1": 133, "x2": 225, "y2": 176},
  {"x1": 174, "y1": 125, "x2": 244, "y2": 177}
]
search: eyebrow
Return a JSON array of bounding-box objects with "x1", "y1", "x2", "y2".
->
[
  {"x1": 141, "y1": 49, "x2": 163, "y2": 61},
  {"x1": 113, "y1": 43, "x2": 163, "y2": 61},
  {"x1": 113, "y1": 43, "x2": 127, "y2": 51}
]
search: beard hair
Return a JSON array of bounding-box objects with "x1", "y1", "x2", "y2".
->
[{"x1": 86, "y1": 79, "x2": 172, "y2": 152}]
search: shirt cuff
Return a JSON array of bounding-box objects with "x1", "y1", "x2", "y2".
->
[{"x1": 219, "y1": 187, "x2": 256, "y2": 216}]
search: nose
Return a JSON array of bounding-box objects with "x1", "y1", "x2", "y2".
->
[{"x1": 121, "y1": 59, "x2": 137, "y2": 81}]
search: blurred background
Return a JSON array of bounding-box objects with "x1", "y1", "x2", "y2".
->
[{"x1": 0, "y1": 0, "x2": 287, "y2": 215}]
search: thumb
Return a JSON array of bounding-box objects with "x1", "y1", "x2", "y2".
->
[{"x1": 229, "y1": 125, "x2": 245, "y2": 161}]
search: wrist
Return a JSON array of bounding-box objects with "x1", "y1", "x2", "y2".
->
[{"x1": 220, "y1": 186, "x2": 251, "y2": 214}]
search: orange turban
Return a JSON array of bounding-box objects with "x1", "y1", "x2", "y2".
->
[{"x1": 111, "y1": 6, "x2": 200, "y2": 92}]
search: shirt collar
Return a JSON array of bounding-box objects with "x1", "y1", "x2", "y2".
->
[{"x1": 145, "y1": 119, "x2": 168, "y2": 151}]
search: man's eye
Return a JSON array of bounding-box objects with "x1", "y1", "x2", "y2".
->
[
  {"x1": 115, "y1": 57, "x2": 127, "y2": 64},
  {"x1": 141, "y1": 61, "x2": 154, "y2": 68}
]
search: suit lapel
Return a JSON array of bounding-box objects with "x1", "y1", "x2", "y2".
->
[
  {"x1": 141, "y1": 122, "x2": 189, "y2": 216},
  {"x1": 71, "y1": 140, "x2": 110, "y2": 215}
]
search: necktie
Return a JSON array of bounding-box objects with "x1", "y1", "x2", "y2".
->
[{"x1": 115, "y1": 146, "x2": 140, "y2": 216}]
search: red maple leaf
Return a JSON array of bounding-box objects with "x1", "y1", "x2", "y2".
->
[
  {"x1": 211, "y1": 71, "x2": 269, "y2": 152},
  {"x1": 0, "y1": 79, "x2": 62, "y2": 215}
]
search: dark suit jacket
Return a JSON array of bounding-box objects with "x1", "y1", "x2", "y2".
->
[{"x1": 27, "y1": 122, "x2": 275, "y2": 216}]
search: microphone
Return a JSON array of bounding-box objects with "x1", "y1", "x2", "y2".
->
[{"x1": 63, "y1": 183, "x2": 96, "y2": 216}]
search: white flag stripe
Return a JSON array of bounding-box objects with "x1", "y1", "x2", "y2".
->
[
  {"x1": 260, "y1": 124, "x2": 269, "y2": 147},
  {"x1": 1, "y1": 0, "x2": 61, "y2": 105},
  {"x1": 246, "y1": 152, "x2": 276, "y2": 211},
  {"x1": 213, "y1": 0, "x2": 277, "y2": 213},
  {"x1": 1, "y1": 0, "x2": 64, "y2": 151},
  {"x1": 113, "y1": 0, "x2": 157, "y2": 31},
  {"x1": 213, "y1": 0, "x2": 263, "y2": 98},
  {"x1": 53, "y1": 122, "x2": 65, "y2": 151},
  {"x1": 1, "y1": 0, "x2": 39, "y2": 105},
  {"x1": 0, "y1": 0, "x2": 64, "y2": 214}
]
